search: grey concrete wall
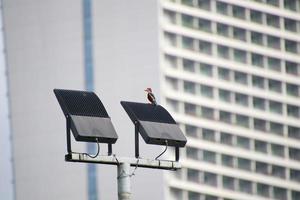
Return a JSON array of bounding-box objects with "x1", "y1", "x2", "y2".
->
[
  {"x1": 2, "y1": 0, "x2": 88, "y2": 199},
  {"x1": 3, "y1": 0, "x2": 163, "y2": 199}
]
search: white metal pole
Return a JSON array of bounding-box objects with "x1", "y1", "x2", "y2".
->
[{"x1": 117, "y1": 162, "x2": 131, "y2": 200}]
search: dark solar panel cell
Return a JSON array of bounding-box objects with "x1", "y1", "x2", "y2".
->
[
  {"x1": 121, "y1": 101, "x2": 176, "y2": 124},
  {"x1": 54, "y1": 89, "x2": 109, "y2": 118}
]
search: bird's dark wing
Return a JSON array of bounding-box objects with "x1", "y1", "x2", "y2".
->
[{"x1": 148, "y1": 92, "x2": 157, "y2": 105}]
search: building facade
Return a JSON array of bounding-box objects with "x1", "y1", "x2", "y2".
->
[{"x1": 159, "y1": 0, "x2": 300, "y2": 200}]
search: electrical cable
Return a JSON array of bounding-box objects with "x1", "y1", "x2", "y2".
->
[
  {"x1": 116, "y1": 156, "x2": 140, "y2": 179},
  {"x1": 155, "y1": 140, "x2": 168, "y2": 160},
  {"x1": 129, "y1": 158, "x2": 139, "y2": 177},
  {"x1": 72, "y1": 138, "x2": 100, "y2": 158}
]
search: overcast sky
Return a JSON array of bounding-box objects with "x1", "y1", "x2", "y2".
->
[{"x1": 0, "y1": 7, "x2": 13, "y2": 200}]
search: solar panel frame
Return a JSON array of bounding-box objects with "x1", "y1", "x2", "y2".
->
[
  {"x1": 121, "y1": 101, "x2": 187, "y2": 147},
  {"x1": 54, "y1": 89, "x2": 118, "y2": 143}
]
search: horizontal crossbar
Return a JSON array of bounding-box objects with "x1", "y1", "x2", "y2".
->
[{"x1": 65, "y1": 153, "x2": 181, "y2": 170}]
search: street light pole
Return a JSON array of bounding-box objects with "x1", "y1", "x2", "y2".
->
[{"x1": 117, "y1": 162, "x2": 131, "y2": 200}]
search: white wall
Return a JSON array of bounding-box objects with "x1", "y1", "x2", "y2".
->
[
  {"x1": 93, "y1": 1, "x2": 163, "y2": 199},
  {"x1": 2, "y1": 0, "x2": 88, "y2": 199}
]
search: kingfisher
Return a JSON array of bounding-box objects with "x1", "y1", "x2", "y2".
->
[{"x1": 144, "y1": 88, "x2": 157, "y2": 105}]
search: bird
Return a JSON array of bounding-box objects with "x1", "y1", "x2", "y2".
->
[{"x1": 144, "y1": 88, "x2": 157, "y2": 105}]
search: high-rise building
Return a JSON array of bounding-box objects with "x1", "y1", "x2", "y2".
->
[
  {"x1": 2, "y1": 0, "x2": 162, "y2": 200},
  {"x1": 159, "y1": 0, "x2": 300, "y2": 200}
]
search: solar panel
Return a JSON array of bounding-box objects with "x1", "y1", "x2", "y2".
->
[
  {"x1": 54, "y1": 89, "x2": 118, "y2": 143},
  {"x1": 121, "y1": 101, "x2": 187, "y2": 147}
]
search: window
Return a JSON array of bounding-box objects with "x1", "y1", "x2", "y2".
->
[
  {"x1": 198, "y1": 18, "x2": 211, "y2": 32},
  {"x1": 271, "y1": 165, "x2": 285, "y2": 178},
  {"x1": 236, "y1": 136, "x2": 250, "y2": 149},
  {"x1": 233, "y1": 27, "x2": 246, "y2": 41},
  {"x1": 257, "y1": 183, "x2": 270, "y2": 197},
  {"x1": 201, "y1": 106, "x2": 214, "y2": 119},
  {"x1": 266, "y1": 14, "x2": 280, "y2": 28},
  {"x1": 284, "y1": 18, "x2": 297, "y2": 32},
  {"x1": 219, "y1": 111, "x2": 232, "y2": 123},
  {"x1": 256, "y1": 161, "x2": 269, "y2": 175},
  {"x1": 204, "y1": 172, "x2": 217, "y2": 186},
  {"x1": 254, "y1": 118, "x2": 267, "y2": 131},
  {"x1": 288, "y1": 126, "x2": 300, "y2": 139},
  {"x1": 239, "y1": 179, "x2": 252, "y2": 194},
  {"x1": 217, "y1": 45, "x2": 230, "y2": 59},
  {"x1": 200, "y1": 63, "x2": 213, "y2": 76},
  {"x1": 292, "y1": 191, "x2": 300, "y2": 200},
  {"x1": 165, "y1": 54, "x2": 177, "y2": 68},
  {"x1": 170, "y1": 188, "x2": 183, "y2": 200},
  {"x1": 251, "y1": 31, "x2": 263, "y2": 45},
  {"x1": 165, "y1": 32, "x2": 177, "y2": 46},
  {"x1": 186, "y1": 125, "x2": 198, "y2": 138},
  {"x1": 285, "y1": 39, "x2": 298, "y2": 53},
  {"x1": 205, "y1": 195, "x2": 218, "y2": 200},
  {"x1": 200, "y1": 84, "x2": 213, "y2": 98},
  {"x1": 166, "y1": 98, "x2": 179, "y2": 112},
  {"x1": 203, "y1": 150, "x2": 216, "y2": 163},
  {"x1": 268, "y1": 57, "x2": 281, "y2": 71},
  {"x1": 237, "y1": 158, "x2": 251, "y2": 171},
  {"x1": 252, "y1": 75, "x2": 265, "y2": 89},
  {"x1": 236, "y1": 114, "x2": 249, "y2": 128},
  {"x1": 218, "y1": 67, "x2": 230, "y2": 80},
  {"x1": 253, "y1": 97, "x2": 265, "y2": 110},
  {"x1": 271, "y1": 144, "x2": 284, "y2": 157},
  {"x1": 267, "y1": 35, "x2": 281, "y2": 49},
  {"x1": 220, "y1": 132, "x2": 233, "y2": 145},
  {"x1": 270, "y1": 122, "x2": 284, "y2": 136},
  {"x1": 187, "y1": 168, "x2": 199, "y2": 182},
  {"x1": 182, "y1": 0, "x2": 194, "y2": 6},
  {"x1": 233, "y1": 49, "x2": 247, "y2": 63},
  {"x1": 235, "y1": 93, "x2": 248, "y2": 106},
  {"x1": 286, "y1": 83, "x2": 299, "y2": 97},
  {"x1": 165, "y1": 76, "x2": 178, "y2": 90},
  {"x1": 267, "y1": 0, "x2": 279, "y2": 6},
  {"x1": 268, "y1": 79, "x2": 282, "y2": 93},
  {"x1": 232, "y1": 5, "x2": 245, "y2": 19},
  {"x1": 185, "y1": 103, "x2": 197, "y2": 116},
  {"x1": 199, "y1": 40, "x2": 212, "y2": 55},
  {"x1": 219, "y1": 90, "x2": 231, "y2": 103},
  {"x1": 273, "y1": 187, "x2": 287, "y2": 200},
  {"x1": 222, "y1": 154, "x2": 234, "y2": 167},
  {"x1": 164, "y1": 10, "x2": 176, "y2": 24},
  {"x1": 202, "y1": 128, "x2": 215, "y2": 142},
  {"x1": 183, "y1": 59, "x2": 195, "y2": 72},
  {"x1": 269, "y1": 100, "x2": 283, "y2": 114},
  {"x1": 216, "y1": 1, "x2": 229, "y2": 15},
  {"x1": 217, "y1": 23, "x2": 229, "y2": 37},
  {"x1": 286, "y1": 61, "x2": 299, "y2": 76},
  {"x1": 284, "y1": 0, "x2": 297, "y2": 11},
  {"x1": 198, "y1": 0, "x2": 211, "y2": 11},
  {"x1": 234, "y1": 71, "x2": 247, "y2": 85},
  {"x1": 186, "y1": 147, "x2": 199, "y2": 160},
  {"x1": 184, "y1": 81, "x2": 196, "y2": 94},
  {"x1": 188, "y1": 192, "x2": 200, "y2": 200},
  {"x1": 182, "y1": 36, "x2": 194, "y2": 50},
  {"x1": 250, "y1": 10, "x2": 263, "y2": 24},
  {"x1": 290, "y1": 169, "x2": 300, "y2": 182},
  {"x1": 287, "y1": 104, "x2": 300, "y2": 118},
  {"x1": 223, "y1": 176, "x2": 235, "y2": 190},
  {"x1": 255, "y1": 140, "x2": 268, "y2": 153},
  {"x1": 251, "y1": 53, "x2": 264, "y2": 67},
  {"x1": 289, "y1": 148, "x2": 300, "y2": 161}
]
